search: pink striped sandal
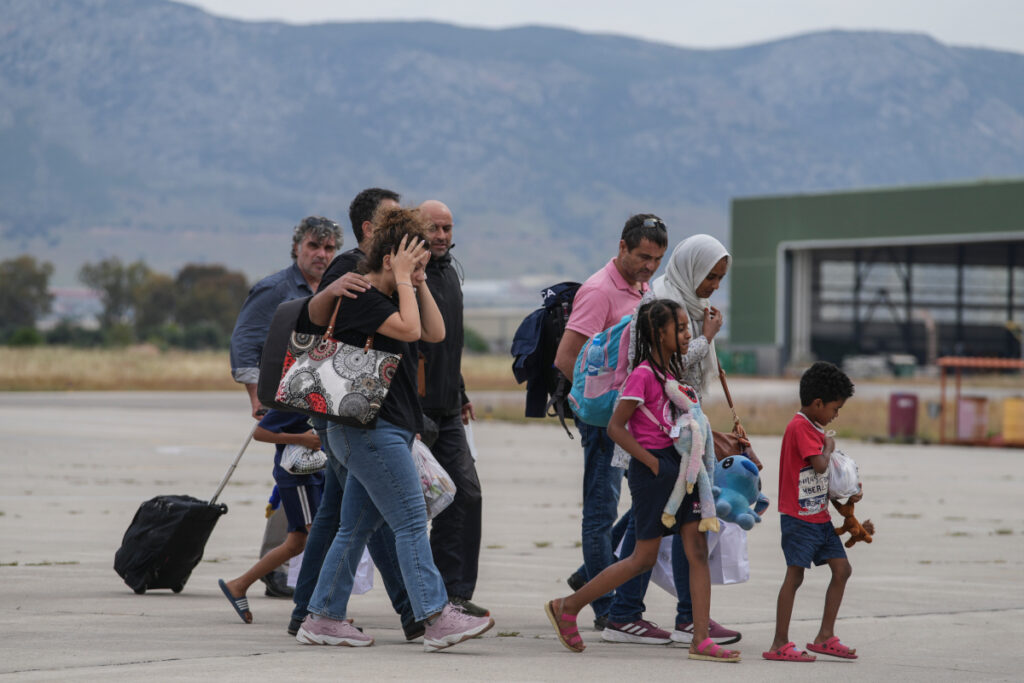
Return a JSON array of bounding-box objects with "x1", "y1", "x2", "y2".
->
[
  {"x1": 544, "y1": 599, "x2": 585, "y2": 653},
  {"x1": 689, "y1": 637, "x2": 741, "y2": 662}
]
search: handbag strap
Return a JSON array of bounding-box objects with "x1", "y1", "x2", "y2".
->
[
  {"x1": 716, "y1": 360, "x2": 747, "y2": 438},
  {"x1": 324, "y1": 296, "x2": 375, "y2": 352}
]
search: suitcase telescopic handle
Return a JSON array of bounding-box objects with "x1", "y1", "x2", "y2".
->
[{"x1": 210, "y1": 423, "x2": 258, "y2": 505}]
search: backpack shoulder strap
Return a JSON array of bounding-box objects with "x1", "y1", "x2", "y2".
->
[{"x1": 626, "y1": 365, "x2": 672, "y2": 436}]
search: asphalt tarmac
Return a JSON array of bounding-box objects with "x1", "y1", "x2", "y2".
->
[{"x1": 0, "y1": 392, "x2": 1021, "y2": 681}]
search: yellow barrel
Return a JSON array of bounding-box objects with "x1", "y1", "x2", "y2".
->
[{"x1": 1003, "y1": 397, "x2": 1024, "y2": 445}]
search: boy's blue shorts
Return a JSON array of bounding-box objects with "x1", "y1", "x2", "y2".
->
[
  {"x1": 279, "y1": 484, "x2": 322, "y2": 533},
  {"x1": 780, "y1": 514, "x2": 847, "y2": 568}
]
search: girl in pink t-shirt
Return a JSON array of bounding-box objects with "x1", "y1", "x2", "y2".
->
[{"x1": 544, "y1": 299, "x2": 740, "y2": 663}]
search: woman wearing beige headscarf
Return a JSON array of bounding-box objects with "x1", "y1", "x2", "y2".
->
[
  {"x1": 652, "y1": 234, "x2": 730, "y2": 400},
  {"x1": 649, "y1": 233, "x2": 748, "y2": 647}
]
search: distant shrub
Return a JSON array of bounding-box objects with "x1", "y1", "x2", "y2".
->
[
  {"x1": 182, "y1": 321, "x2": 227, "y2": 350},
  {"x1": 8, "y1": 327, "x2": 44, "y2": 347},
  {"x1": 464, "y1": 326, "x2": 490, "y2": 353},
  {"x1": 146, "y1": 323, "x2": 185, "y2": 350},
  {"x1": 45, "y1": 320, "x2": 105, "y2": 347},
  {"x1": 104, "y1": 323, "x2": 136, "y2": 347}
]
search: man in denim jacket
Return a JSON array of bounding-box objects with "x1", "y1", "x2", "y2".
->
[
  {"x1": 229, "y1": 216, "x2": 341, "y2": 597},
  {"x1": 230, "y1": 216, "x2": 341, "y2": 418}
]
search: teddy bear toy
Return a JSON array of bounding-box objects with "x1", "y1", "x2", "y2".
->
[
  {"x1": 832, "y1": 500, "x2": 875, "y2": 548},
  {"x1": 712, "y1": 455, "x2": 771, "y2": 531}
]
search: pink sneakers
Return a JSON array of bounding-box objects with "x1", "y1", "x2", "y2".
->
[
  {"x1": 296, "y1": 614, "x2": 373, "y2": 647},
  {"x1": 423, "y1": 602, "x2": 495, "y2": 652}
]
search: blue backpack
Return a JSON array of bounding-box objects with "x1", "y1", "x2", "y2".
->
[{"x1": 567, "y1": 314, "x2": 633, "y2": 427}]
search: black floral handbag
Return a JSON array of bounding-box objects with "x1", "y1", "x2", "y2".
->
[{"x1": 271, "y1": 297, "x2": 401, "y2": 427}]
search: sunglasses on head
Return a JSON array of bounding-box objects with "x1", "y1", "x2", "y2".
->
[{"x1": 626, "y1": 217, "x2": 666, "y2": 235}]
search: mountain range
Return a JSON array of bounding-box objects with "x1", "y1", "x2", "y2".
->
[{"x1": 3, "y1": 0, "x2": 1024, "y2": 286}]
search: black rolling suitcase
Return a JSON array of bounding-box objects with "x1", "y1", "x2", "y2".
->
[{"x1": 114, "y1": 425, "x2": 255, "y2": 594}]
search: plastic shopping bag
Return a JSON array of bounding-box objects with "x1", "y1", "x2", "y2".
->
[
  {"x1": 828, "y1": 449, "x2": 861, "y2": 501},
  {"x1": 412, "y1": 439, "x2": 456, "y2": 519},
  {"x1": 707, "y1": 522, "x2": 750, "y2": 585},
  {"x1": 280, "y1": 443, "x2": 327, "y2": 475},
  {"x1": 288, "y1": 549, "x2": 375, "y2": 594},
  {"x1": 646, "y1": 523, "x2": 750, "y2": 596}
]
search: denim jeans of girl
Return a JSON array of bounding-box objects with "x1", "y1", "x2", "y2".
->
[{"x1": 306, "y1": 418, "x2": 447, "y2": 622}]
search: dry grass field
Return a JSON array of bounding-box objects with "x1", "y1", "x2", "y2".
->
[
  {"x1": 1, "y1": 347, "x2": 1018, "y2": 442},
  {"x1": 0, "y1": 347, "x2": 520, "y2": 392},
  {"x1": 0, "y1": 346, "x2": 239, "y2": 391}
]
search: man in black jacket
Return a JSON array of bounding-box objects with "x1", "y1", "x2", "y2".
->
[{"x1": 418, "y1": 199, "x2": 487, "y2": 618}]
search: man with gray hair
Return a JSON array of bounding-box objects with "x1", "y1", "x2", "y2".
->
[
  {"x1": 229, "y1": 215, "x2": 340, "y2": 598},
  {"x1": 230, "y1": 216, "x2": 341, "y2": 418}
]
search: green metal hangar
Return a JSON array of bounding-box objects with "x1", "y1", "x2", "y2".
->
[{"x1": 729, "y1": 178, "x2": 1024, "y2": 374}]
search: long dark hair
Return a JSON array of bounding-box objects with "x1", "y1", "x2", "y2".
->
[{"x1": 632, "y1": 298, "x2": 686, "y2": 419}]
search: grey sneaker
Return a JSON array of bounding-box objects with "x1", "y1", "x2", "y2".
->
[
  {"x1": 296, "y1": 614, "x2": 373, "y2": 647},
  {"x1": 423, "y1": 603, "x2": 494, "y2": 652},
  {"x1": 601, "y1": 619, "x2": 672, "y2": 645}
]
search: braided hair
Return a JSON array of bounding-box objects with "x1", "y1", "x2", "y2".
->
[{"x1": 632, "y1": 298, "x2": 687, "y2": 421}]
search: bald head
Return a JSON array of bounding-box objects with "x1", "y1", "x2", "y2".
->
[{"x1": 419, "y1": 200, "x2": 454, "y2": 259}]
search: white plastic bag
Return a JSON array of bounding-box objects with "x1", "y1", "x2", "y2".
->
[
  {"x1": 649, "y1": 537, "x2": 676, "y2": 595},
  {"x1": 643, "y1": 523, "x2": 751, "y2": 597},
  {"x1": 707, "y1": 522, "x2": 750, "y2": 585},
  {"x1": 287, "y1": 548, "x2": 374, "y2": 594},
  {"x1": 280, "y1": 443, "x2": 327, "y2": 475},
  {"x1": 412, "y1": 439, "x2": 456, "y2": 518},
  {"x1": 352, "y1": 547, "x2": 375, "y2": 595},
  {"x1": 828, "y1": 449, "x2": 861, "y2": 500},
  {"x1": 464, "y1": 420, "x2": 479, "y2": 461}
]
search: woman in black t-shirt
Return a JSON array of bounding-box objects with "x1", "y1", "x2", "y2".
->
[{"x1": 297, "y1": 208, "x2": 495, "y2": 651}]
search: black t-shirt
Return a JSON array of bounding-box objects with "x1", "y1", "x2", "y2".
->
[
  {"x1": 333, "y1": 286, "x2": 421, "y2": 435},
  {"x1": 319, "y1": 248, "x2": 364, "y2": 290}
]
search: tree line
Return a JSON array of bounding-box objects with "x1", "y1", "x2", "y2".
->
[{"x1": 0, "y1": 255, "x2": 249, "y2": 349}]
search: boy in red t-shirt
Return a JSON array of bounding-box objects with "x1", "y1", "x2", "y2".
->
[{"x1": 764, "y1": 362, "x2": 858, "y2": 663}]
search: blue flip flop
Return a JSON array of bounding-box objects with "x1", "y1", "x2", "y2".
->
[{"x1": 218, "y1": 579, "x2": 252, "y2": 623}]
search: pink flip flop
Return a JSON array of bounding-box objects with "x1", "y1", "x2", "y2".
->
[
  {"x1": 806, "y1": 636, "x2": 857, "y2": 659},
  {"x1": 763, "y1": 641, "x2": 816, "y2": 661}
]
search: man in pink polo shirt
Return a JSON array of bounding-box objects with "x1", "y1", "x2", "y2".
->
[{"x1": 553, "y1": 214, "x2": 668, "y2": 635}]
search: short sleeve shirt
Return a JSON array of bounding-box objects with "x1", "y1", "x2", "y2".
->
[
  {"x1": 620, "y1": 361, "x2": 679, "y2": 450},
  {"x1": 333, "y1": 287, "x2": 420, "y2": 435},
  {"x1": 566, "y1": 259, "x2": 648, "y2": 338},
  {"x1": 319, "y1": 248, "x2": 365, "y2": 290},
  {"x1": 778, "y1": 412, "x2": 831, "y2": 522},
  {"x1": 258, "y1": 409, "x2": 325, "y2": 488}
]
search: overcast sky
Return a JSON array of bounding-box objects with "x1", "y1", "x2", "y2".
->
[{"x1": 183, "y1": 0, "x2": 1024, "y2": 54}]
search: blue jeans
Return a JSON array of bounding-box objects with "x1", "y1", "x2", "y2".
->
[
  {"x1": 606, "y1": 520, "x2": 693, "y2": 625},
  {"x1": 290, "y1": 444, "x2": 415, "y2": 629},
  {"x1": 608, "y1": 514, "x2": 650, "y2": 623},
  {"x1": 307, "y1": 419, "x2": 447, "y2": 622},
  {"x1": 578, "y1": 420, "x2": 625, "y2": 618}
]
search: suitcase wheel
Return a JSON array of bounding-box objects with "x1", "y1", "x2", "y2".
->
[
  {"x1": 133, "y1": 586, "x2": 146, "y2": 595},
  {"x1": 172, "y1": 584, "x2": 184, "y2": 593}
]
